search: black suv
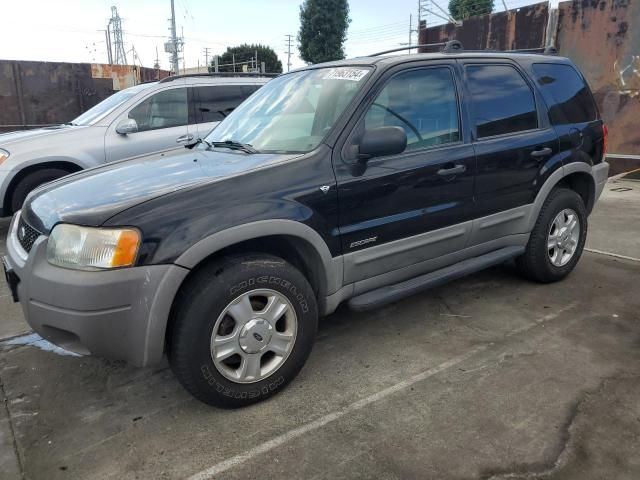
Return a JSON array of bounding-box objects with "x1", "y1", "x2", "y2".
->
[{"x1": 4, "y1": 44, "x2": 609, "y2": 408}]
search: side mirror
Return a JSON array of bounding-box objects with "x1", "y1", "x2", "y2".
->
[
  {"x1": 358, "y1": 126, "x2": 407, "y2": 161},
  {"x1": 115, "y1": 118, "x2": 138, "y2": 135}
]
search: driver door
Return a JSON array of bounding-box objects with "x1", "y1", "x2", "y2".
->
[
  {"x1": 105, "y1": 81, "x2": 194, "y2": 162},
  {"x1": 333, "y1": 62, "x2": 477, "y2": 284}
]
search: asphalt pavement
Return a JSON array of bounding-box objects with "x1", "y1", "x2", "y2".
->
[{"x1": 0, "y1": 177, "x2": 638, "y2": 480}]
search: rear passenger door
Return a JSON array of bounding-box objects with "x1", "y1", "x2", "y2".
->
[
  {"x1": 191, "y1": 84, "x2": 259, "y2": 139},
  {"x1": 530, "y1": 63, "x2": 602, "y2": 171},
  {"x1": 334, "y1": 63, "x2": 476, "y2": 284},
  {"x1": 461, "y1": 61, "x2": 559, "y2": 243}
]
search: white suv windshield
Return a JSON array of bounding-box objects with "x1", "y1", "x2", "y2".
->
[
  {"x1": 206, "y1": 67, "x2": 372, "y2": 153},
  {"x1": 72, "y1": 83, "x2": 154, "y2": 126}
]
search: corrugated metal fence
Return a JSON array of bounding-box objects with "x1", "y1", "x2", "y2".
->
[{"x1": 0, "y1": 61, "x2": 169, "y2": 133}]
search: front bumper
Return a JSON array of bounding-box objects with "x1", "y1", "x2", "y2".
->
[{"x1": 4, "y1": 214, "x2": 189, "y2": 366}]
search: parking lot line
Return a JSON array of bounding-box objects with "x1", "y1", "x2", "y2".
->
[
  {"x1": 584, "y1": 248, "x2": 640, "y2": 263},
  {"x1": 188, "y1": 303, "x2": 578, "y2": 480}
]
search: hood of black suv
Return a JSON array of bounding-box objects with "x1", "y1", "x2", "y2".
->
[{"x1": 23, "y1": 147, "x2": 300, "y2": 233}]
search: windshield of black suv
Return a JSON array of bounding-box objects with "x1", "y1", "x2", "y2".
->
[
  {"x1": 71, "y1": 83, "x2": 154, "y2": 126},
  {"x1": 205, "y1": 66, "x2": 372, "y2": 153}
]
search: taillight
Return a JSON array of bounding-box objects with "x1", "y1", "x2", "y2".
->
[{"x1": 602, "y1": 124, "x2": 608, "y2": 162}]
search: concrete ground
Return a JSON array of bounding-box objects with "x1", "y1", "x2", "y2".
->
[{"x1": 0, "y1": 177, "x2": 638, "y2": 480}]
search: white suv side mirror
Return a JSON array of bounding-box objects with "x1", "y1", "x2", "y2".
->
[{"x1": 116, "y1": 118, "x2": 138, "y2": 135}]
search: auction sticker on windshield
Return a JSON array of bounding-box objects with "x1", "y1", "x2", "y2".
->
[{"x1": 323, "y1": 68, "x2": 369, "y2": 81}]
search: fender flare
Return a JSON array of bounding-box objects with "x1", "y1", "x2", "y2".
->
[
  {"x1": 174, "y1": 219, "x2": 344, "y2": 296},
  {"x1": 525, "y1": 162, "x2": 595, "y2": 231}
]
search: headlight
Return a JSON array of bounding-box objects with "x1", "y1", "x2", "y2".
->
[
  {"x1": 47, "y1": 224, "x2": 141, "y2": 270},
  {"x1": 0, "y1": 149, "x2": 9, "y2": 165}
]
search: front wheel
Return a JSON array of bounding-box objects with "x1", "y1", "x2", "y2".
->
[
  {"x1": 169, "y1": 254, "x2": 318, "y2": 408},
  {"x1": 516, "y1": 188, "x2": 587, "y2": 283}
]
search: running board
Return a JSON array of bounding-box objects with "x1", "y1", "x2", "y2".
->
[{"x1": 347, "y1": 246, "x2": 525, "y2": 311}]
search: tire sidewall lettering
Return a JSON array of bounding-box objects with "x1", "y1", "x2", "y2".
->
[{"x1": 229, "y1": 275, "x2": 309, "y2": 314}]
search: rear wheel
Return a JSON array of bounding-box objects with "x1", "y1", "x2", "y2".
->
[
  {"x1": 169, "y1": 254, "x2": 318, "y2": 408},
  {"x1": 516, "y1": 188, "x2": 587, "y2": 283},
  {"x1": 10, "y1": 168, "x2": 72, "y2": 212}
]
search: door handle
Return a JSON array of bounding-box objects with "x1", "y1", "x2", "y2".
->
[
  {"x1": 176, "y1": 134, "x2": 194, "y2": 144},
  {"x1": 437, "y1": 164, "x2": 466, "y2": 176},
  {"x1": 530, "y1": 147, "x2": 552, "y2": 158}
]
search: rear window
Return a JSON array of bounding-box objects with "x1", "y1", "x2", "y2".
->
[
  {"x1": 532, "y1": 63, "x2": 598, "y2": 125},
  {"x1": 466, "y1": 64, "x2": 538, "y2": 138}
]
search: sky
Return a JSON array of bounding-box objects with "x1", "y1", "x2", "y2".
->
[{"x1": 0, "y1": 0, "x2": 547, "y2": 72}]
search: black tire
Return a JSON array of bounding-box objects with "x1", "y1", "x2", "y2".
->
[
  {"x1": 169, "y1": 254, "x2": 318, "y2": 408},
  {"x1": 516, "y1": 188, "x2": 587, "y2": 283},
  {"x1": 10, "y1": 168, "x2": 71, "y2": 213}
]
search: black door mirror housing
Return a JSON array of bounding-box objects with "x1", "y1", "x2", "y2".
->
[{"x1": 358, "y1": 126, "x2": 407, "y2": 161}]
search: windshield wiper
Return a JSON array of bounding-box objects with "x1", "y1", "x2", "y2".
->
[
  {"x1": 210, "y1": 140, "x2": 259, "y2": 154},
  {"x1": 185, "y1": 137, "x2": 213, "y2": 150}
]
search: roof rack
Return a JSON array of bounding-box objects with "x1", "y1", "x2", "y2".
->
[
  {"x1": 159, "y1": 72, "x2": 279, "y2": 83},
  {"x1": 369, "y1": 41, "x2": 557, "y2": 57}
]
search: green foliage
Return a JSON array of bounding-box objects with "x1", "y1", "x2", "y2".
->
[
  {"x1": 448, "y1": 0, "x2": 494, "y2": 21},
  {"x1": 298, "y1": 0, "x2": 350, "y2": 64},
  {"x1": 213, "y1": 44, "x2": 282, "y2": 74}
]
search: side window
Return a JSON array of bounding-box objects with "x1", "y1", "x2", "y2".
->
[
  {"x1": 466, "y1": 65, "x2": 537, "y2": 138},
  {"x1": 194, "y1": 85, "x2": 254, "y2": 123},
  {"x1": 362, "y1": 67, "x2": 460, "y2": 150},
  {"x1": 128, "y1": 88, "x2": 188, "y2": 132},
  {"x1": 532, "y1": 63, "x2": 597, "y2": 125}
]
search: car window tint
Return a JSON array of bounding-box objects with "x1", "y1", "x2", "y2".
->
[
  {"x1": 128, "y1": 88, "x2": 188, "y2": 132},
  {"x1": 532, "y1": 63, "x2": 597, "y2": 125},
  {"x1": 466, "y1": 65, "x2": 537, "y2": 138},
  {"x1": 195, "y1": 85, "x2": 254, "y2": 123},
  {"x1": 363, "y1": 67, "x2": 460, "y2": 150}
]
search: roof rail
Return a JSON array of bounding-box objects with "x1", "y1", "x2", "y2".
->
[
  {"x1": 507, "y1": 46, "x2": 558, "y2": 55},
  {"x1": 370, "y1": 42, "x2": 446, "y2": 56},
  {"x1": 159, "y1": 72, "x2": 279, "y2": 83},
  {"x1": 369, "y1": 41, "x2": 558, "y2": 57}
]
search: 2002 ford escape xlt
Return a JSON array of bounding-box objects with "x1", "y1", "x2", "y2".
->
[{"x1": 3, "y1": 42, "x2": 609, "y2": 408}]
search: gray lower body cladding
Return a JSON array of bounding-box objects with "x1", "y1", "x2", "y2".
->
[{"x1": 5, "y1": 217, "x2": 188, "y2": 366}]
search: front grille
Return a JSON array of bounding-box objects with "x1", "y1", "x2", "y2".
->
[{"x1": 16, "y1": 217, "x2": 41, "y2": 253}]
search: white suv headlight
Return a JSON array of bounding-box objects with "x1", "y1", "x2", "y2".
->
[{"x1": 47, "y1": 224, "x2": 141, "y2": 270}]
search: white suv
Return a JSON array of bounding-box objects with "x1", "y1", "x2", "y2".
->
[{"x1": 0, "y1": 74, "x2": 271, "y2": 215}]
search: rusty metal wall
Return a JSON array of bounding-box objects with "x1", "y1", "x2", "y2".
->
[
  {"x1": 419, "y1": 2, "x2": 550, "y2": 50},
  {"x1": 0, "y1": 61, "x2": 170, "y2": 132},
  {"x1": 91, "y1": 64, "x2": 169, "y2": 90},
  {"x1": 557, "y1": 0, "x2": 640, "y2": 165}
]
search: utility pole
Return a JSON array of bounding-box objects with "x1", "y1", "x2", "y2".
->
[
  {"x1": 106, "y1": 24, "x2": 113, "y2": 63},
  {"x1": 203, "y1": 47, "x2": 211, "y2": 70},
  {"x1": 166, "y1": 0, "x2": 180, "y2": 74},
  {"x1": 154, "y1": 46, "x2": 160, "y2": 79},
  {"x1": 109, "y1": 6, "x2": 127, "y2": 64},
  {"x1": 284, "y1": 34, "x2": 293, "y2": 72},
  {"x1": 409, "y1": 14, "x2": 413, "y2": 51},
  {"x1": 101, "y1": 29, "x2": 113, "y2": 64}
]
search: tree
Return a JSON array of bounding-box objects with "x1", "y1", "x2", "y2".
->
[
  {"x1": 449, "y1": 0, "x2": 494, "y2": 21},
  {"x1": 213, "y1": 44, "x2": 282, "y2": 74},
  {"x1": 298, "y1": 0, "x2": 350, "y2": 64}
]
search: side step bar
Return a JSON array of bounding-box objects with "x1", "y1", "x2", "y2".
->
[{"x1": 347, "y1": 246, "x2": 525, "y2": 311}]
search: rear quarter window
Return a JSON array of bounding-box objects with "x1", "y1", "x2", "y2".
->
[{"x1": 532, "y1": 63, "x2": 598, "y2": 125}]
